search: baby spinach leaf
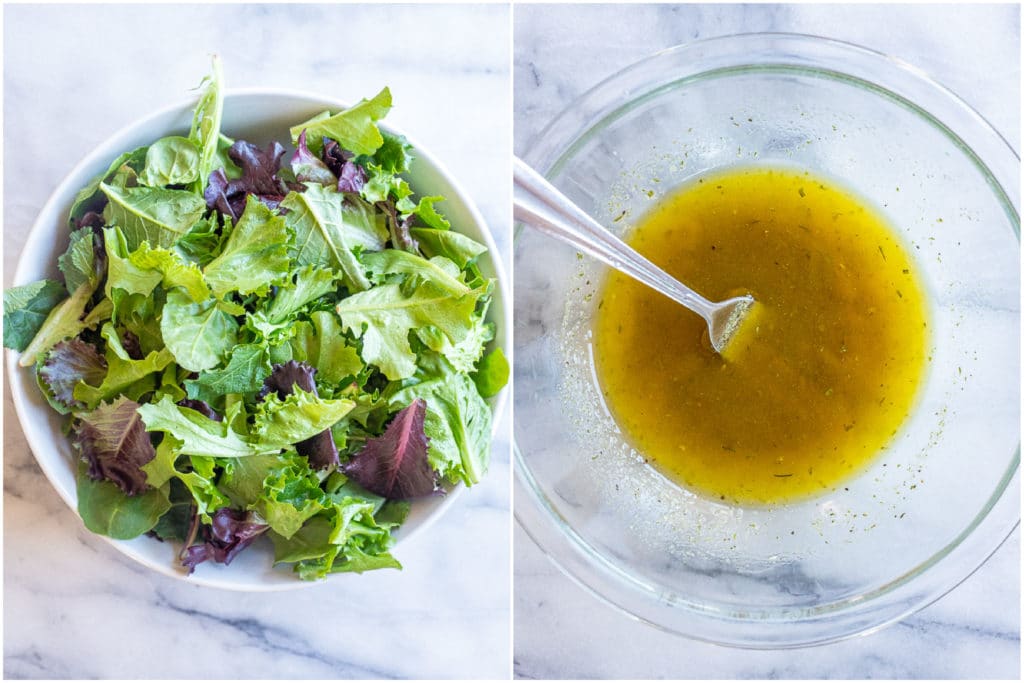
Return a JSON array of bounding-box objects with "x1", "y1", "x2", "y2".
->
[
  {"x1": 472, "y1": 347, "x2": 509, "y2": 398},
  {"x1": 140, "y1": 136, "x2": 200, "y2": 187},
  {"x1": 3, "y1": 279, "x2": 67, "y2": 351},
  {"x1": 76, "y1": 461, "x2": 171, "y2": 540}
]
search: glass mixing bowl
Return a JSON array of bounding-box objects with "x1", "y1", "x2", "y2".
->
[{"x1": 514, "y1": 33, "x2": 1019, "y2": 647}]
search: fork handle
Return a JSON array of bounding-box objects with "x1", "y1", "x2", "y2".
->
[{"x1": 513, "y1": 156, "x2": 716, "y2": 321}]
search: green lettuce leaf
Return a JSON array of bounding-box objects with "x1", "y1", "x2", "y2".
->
[
  {"x1": 100, "y1": 182, "x2": 206, "y2": 251},
  {"x1": 288, "y1": 311, "x2": 363, "y2": 384},
  {"x1": 68, "y1": 146, "x2": 148, "y2": 226},
  {"x1": 336, "y1": 279, "x2": 480, "y2": 380},
  {"x1": 251, "y1": 388, "x2": 355, "y2": 451},
  {"x1": 472, "y1": 347, "x2": 509, "y2": 398},
  {"x1": 161, "y1": 290, "x2": 239, "y2": 372},
  {"x1": 281, "y1": 184, "x2": 387, "y2": 292},
  {"x1": 288, "y1": 87, "x2": 391, "y2": 156},
  {"x1": 391, "y1": 370, "x2": 491, "y2": 485},
  {"x1": 18, "y1": 284, "x2": 112, "y2": 367},
  {"x1": 73, "y1": 323, "x2": 175, "y2": 409},
  {"x1": 138, "y1": 394, "x2": 256, "y2": 458},
  {"x1": 58, "y1": 228, "x2": 103, "y2": 295},
  {"x1": 410, "y1": 227, "x2": 488, "y2": 269},
  {"x1": 204, "y1": 197, "x2": 291, "y2": 299}
]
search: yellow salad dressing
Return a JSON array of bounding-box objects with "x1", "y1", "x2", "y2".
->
[{"x1": 594, "y1": 166, "x2": 929, "y2": 505}]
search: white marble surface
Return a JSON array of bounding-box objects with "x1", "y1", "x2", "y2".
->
[
  {"x1": 513, "y1": 3, "x2": 1020, "y2": 679},
  {"x1": 4, "y1": 4, "x2": 510, "y2": 679}
]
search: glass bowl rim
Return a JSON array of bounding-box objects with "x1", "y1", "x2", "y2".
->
[{"x1": 513, "y1": 31, "x2": 1020, "y2": 648}]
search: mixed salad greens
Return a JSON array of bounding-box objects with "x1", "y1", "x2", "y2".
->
[{"x1": 3, "y1": 58, "x2": 508, "y2": 580}]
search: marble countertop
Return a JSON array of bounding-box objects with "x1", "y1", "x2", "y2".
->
[
  {"x1": 3, "y1": 4, "x2": 510, "y2": 679},
  {"x1": 513, "y1": 3, "x2": 1020, "y2": 679}
]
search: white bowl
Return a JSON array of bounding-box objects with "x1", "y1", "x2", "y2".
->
[{"x1": 7, "y1": 89, "x2": 510, "y2": 591}]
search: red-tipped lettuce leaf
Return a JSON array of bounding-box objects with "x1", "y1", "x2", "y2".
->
[
  {"x1": 73, "y1": 397, "x2": 156, "y2": 495},
  {"x1": 322, "y1": 138, "x2": 366, "y2": 193},
  {"x1": 40, "y1": 338, "x2": 107, "y2": 409},
  {"x1": 343, "y1": 398, "x2": 438, "y2": 499}
]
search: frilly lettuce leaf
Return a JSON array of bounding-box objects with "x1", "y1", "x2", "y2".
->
[
  {"x1": 203, "y1": 197, "x2": 291, "y2": 298},
  {"x1": 140, "y1": 136, "x2": 201, "y2": 188},
  {"x1": 39, "y1": 338, "x2": 108, "y2": 411},
  {"x1": 264, "y1": 265, "x2": 337, "y2": 324},
  {"x1": 287, "y1": 311, "x2": 363, "y2": 385}
]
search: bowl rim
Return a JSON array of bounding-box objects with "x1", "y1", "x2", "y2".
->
[
  {"x1": 514, "y1": 31, "x2": 1020, "y2": 647},
  {"x1": 7, "y1": 86, "x2": 510, "y2": 591}
]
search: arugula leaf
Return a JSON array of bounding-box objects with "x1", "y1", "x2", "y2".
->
[
  {"x1": 100, "y1": 182, "x2": 206, "y2": 251},
  {"x1": 336, "y1": 279, "x2": 479, "y2": 380},
  {"x1": 140, "y1": 136, "x2": 200, "y2": 187},
  {"x1": 289, "y1": 87, "x2": 392, "y2": 156},
  {"x1": 3, "y1": 279, "x2": 67, "y2": 351},
  {"x1": 76, "y1": 461, "x2": 171, "y2": 540},
  {"x1": 184, "y1": 343, "x2": 272, "y2": 404},
  {"x1": 189, "y1": 55, "x2": 224, "y2": 194},
  {"x1": 410, "y1": 227, "x2": 488, "y2": 269},
  {"x1": 73, "y1": 397, "x2": 157, "y2": 495},
  {"x1": 391, "y1": 371, "x2": 491, "y2": 485},
  {"x1": 204, "y1": 197, "x2": 290, "y2": 299},
  {"x1": 281, "y1": 184, "x2": 386, "y2": 292},
  {"x1": 473, "y1": 347, "x2": 509, "y2": 398},
  {"x1": 161, "y1": 290, "x2": 239, "y2": 372}
]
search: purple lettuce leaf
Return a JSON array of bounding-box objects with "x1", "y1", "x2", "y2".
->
[
  {"x1": 322, "y1": 138, "x2": 366, "y2": 193},
  {"x1": 204, "y1": 140, "x2": 290, "y2": 221},
  {"x1": 76, "y1": 211, "x2": 106, "y2": 231},
  {"x1": 73, "y1": 397, "x2": 156, "y2": 495},
  {"x1": 176, "y1": 398, "x2": 222, "y2": 422},
  {"x1": 259, "y1": 361, "x2": 339, "y2": 469},
  {"x1": 291, "y1": 130, "x2": 337, "y2": 185},
  {"x1": 343, "y1": 398, "x2": 438, "y2": 499},
  {"x1": 40, "y1": 338, "x2": 107, "y2": 409},
  {"x1": 181, "y1": 507, "x2": 268, "y2": 573}
]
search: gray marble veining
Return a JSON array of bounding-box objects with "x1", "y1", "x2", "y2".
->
[
  {"x1": 4, "y1": 3, "x2": 510, "y2": 679},
  {"x1": 513, "y1": 3, "x2": 1019, "y2": 679}
]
